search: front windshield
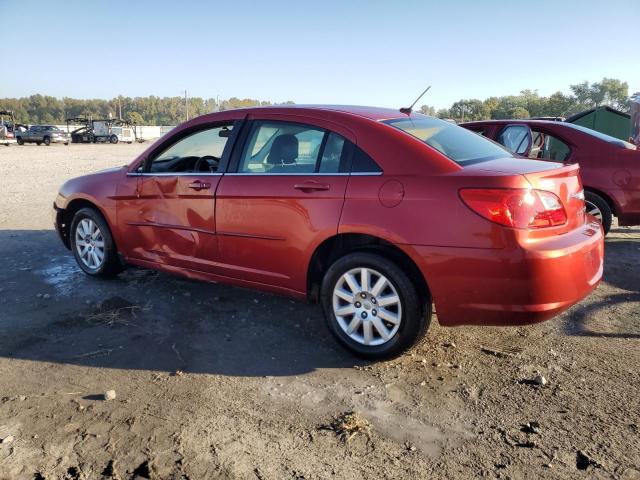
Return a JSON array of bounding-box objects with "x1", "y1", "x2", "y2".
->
[
  {"x1": 383, "y1": 115, "x2": 512, "y2": 165},
  {"x1": 563, "y1": 122, "x2": 636, "y2": 149}
]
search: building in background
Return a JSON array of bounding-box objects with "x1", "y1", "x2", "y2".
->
[
  {"x1": 631, "y1": 95, "x2": 640, "y2": 146},
  {"x1": 565, "y1": 106, "x2": 631, "y2": 142}
]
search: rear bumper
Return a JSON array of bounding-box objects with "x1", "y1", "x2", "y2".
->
[{"x1": 414, "y1": 220, "x2": 604, "y2": 326}]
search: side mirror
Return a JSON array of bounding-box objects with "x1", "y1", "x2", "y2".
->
[{"x1": 219, "y1": 128, "x2": 231, "y2": 138}]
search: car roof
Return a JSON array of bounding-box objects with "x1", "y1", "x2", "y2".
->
[
  {"x1": 223, "y1": 104, "x2": 413, "y2": 121},
  {"x1": 462, "y1": 119, "x2": 565, "y2": 127}
]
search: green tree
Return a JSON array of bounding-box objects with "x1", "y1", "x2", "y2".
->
[
  {"x1": 450, "y1": 99, "x2": 489, "y2": 122},
  {"x1": 418, "y1": 105, "x2": 436, "y2": 116},
  {"x1": 126, "y1": 111, "x2": 145, "y2": 124}
]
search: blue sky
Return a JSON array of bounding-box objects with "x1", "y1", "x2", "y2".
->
[{"x1": 1, "y1": 0, "x2": 638, "y2": 109}]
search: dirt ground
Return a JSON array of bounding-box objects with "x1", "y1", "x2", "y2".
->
[{"x1": 0, "y1": 143, "x2": 638, "y2": 480}]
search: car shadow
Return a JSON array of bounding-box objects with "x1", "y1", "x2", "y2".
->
[
  {"x1": 563, "y1": 239, "x2": 640, "y2": 339},
  {"x1": 0, "y1": 230, "x2": 365, "y2": 377}
]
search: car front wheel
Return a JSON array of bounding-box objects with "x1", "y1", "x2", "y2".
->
[
  {"x1": 321, "y1": 252, "x2": 430, "y2": 359},
  {"x1": 70, "y1": 208, "x2": 123, "y2": 277}
]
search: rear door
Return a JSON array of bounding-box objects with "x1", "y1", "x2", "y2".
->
[{"x1": 214, "y1": 118, "x2": 352, "y2": 292}]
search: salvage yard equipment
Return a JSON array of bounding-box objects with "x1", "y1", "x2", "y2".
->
[
  {"x1": 66, "y1": 117, "x2": 136, "y2": 144},
  {"x1": 0, "y1": 110, "x2": 17, "y2": 146},
  {"x1": 92, "y1": 119, "x2": 136, "y2": 144},
  {"x1": 66, "y1": 117, "x2": 93, "y2": 143}
]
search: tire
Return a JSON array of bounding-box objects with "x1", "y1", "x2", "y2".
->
[
  {"x1": 17, "y1": 137, "x2": 24, "y2": 145},
  {"x1": 320, "y1": 252, "x2": 430, "y2": 359},
  {"x1": 585, "y1": 191, "x2": 612, "y2": 234},
  {"x1": 110, "y1": 134, "x2": 118, "y2": 144},
  {"x1": 36, "y1": 141, "x2": 41, "y2": 146},
  {"x1": 70, "y1": 207, "x2": 124, "y2": 278},
  {"x1": 43, "y1": 136, "x2": 51, "y2": 146}
]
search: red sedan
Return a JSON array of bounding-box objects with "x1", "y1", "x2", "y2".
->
[
  {"x1": 53, "y1": 106, "x2": 604, "y2": 358},
  {"x1": 462, "y1": 119, "x2": 640, "y2": 233}
]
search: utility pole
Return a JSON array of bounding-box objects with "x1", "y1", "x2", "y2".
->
[{"x1": 184, "y1": 90, "x2": 189, "y2": 122}]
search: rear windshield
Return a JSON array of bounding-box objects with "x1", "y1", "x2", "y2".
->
[
  {"x1": 383, "y1": 115, "x2": 512, "y2": 165},
  {"x1": 562, "y1": 123, "x2": 636, "y2": 149}
]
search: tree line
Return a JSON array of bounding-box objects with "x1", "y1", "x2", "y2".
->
[
  {"x1": 418, "y1": 78, "x2": 636, "y2": 122},
  {"x1": 1, "y1": 78, "x2": 636, "y2": 126},
  {"x1": 0, "y1": 96, "x2": 294, "y2": 126}
]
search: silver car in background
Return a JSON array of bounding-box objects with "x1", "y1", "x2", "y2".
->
[{"x1": 16, "y1": 125, "x2": 70, "y2": 145}]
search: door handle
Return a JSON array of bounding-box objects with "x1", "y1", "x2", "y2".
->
[
  {"x1": 188, "y1": 181, "x2": 211, "y2": 191},
  {"x1": 294, "y1": 182, "x2": 330, "y2": 192}
]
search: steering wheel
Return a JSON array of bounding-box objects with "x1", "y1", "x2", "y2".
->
[{"x1": 194, "y1": 155, "x2": 220, "y2": 173}]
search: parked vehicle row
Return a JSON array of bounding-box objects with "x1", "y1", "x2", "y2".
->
[
  {"x1": 461, "y1": 119, "x2": 640, "y2": 233},
  {"x1": 0, "y1": 113, "x2": 137, "y2": 146},
  {"x1": 53, "y1": 105, "x2": 604, "y2": 358}
]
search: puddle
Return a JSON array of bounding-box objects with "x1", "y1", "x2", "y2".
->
[{"x1": 36, "y1": 256, "x2": 82, "y2": 296}]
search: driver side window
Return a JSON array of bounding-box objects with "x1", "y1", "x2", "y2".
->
[{"x1": 148, "y1": 124, "x2": 233, "y2": 173}]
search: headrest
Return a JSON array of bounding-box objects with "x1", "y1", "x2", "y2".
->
[{"x1": 267, "y1": 134, "x2": 298, "y2": 165}]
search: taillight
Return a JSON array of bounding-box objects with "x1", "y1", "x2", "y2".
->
[
  {"x1": 460, "y1": 188, "x2": 567, "y2": 229},
  {"x1": 6, "y1": 132, "x2": 14, "y2": 138}
]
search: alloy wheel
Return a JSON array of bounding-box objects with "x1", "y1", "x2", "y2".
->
[
  {"x1": 75, "y1": 218, "x2": 105, "y2": 270},
  {"x1": 585, "y1": 200, "x2": 603, "y2": 221},
  {"x1": 332, "y1": 267, "x2": 402, "y2": 346}
]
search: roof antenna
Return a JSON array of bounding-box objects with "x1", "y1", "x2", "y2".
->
[{"x1": 400, "y1": 85, "x2": 431, "y2": 115}]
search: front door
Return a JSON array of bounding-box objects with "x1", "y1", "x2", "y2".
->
[
  {"x1": 215, "y1": 119, "x2": 351, "y2": 292},
  {"x1": 116, "y1": 122, "x2": 236, "y2": 273}
]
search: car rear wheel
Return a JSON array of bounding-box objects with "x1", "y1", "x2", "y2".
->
[
  {"x1": 70, "y1": 208, "x2": 123, "y2": 278},
  {"x1": 110, "y1": 134, "x2": 118, "y2": 144},
  {"x1": 36, "y1": 141, "x2": 41, "y2": 146},
  {"x1": 585, "y1": 191, "x2": 612, "y2": 234},
  {"x1": 43, "y1": 136, "x2": 51, "y2": 146},
  {"x1": 16, "y1": 137, "x2": 24, "y2": 145},
  {"x1": 321, "y1": 252, "x2": 430, "y2": 359}
]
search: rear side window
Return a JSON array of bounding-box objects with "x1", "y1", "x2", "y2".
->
[
  {"x1": 533, "y1": 131, "x2": 571, "y2": 161},
  {"x1": 238, "y1": 121, "x2": 350, "y2": 174},
  {"x1": 384, "y1": 115, "x2": 512, "y2": 165},
  {"x1": 351, "y1": 145, "x2": 382, "y2": 173}
]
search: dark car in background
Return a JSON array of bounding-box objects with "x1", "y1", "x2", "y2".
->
[
  {"x1": 17, "y1": 125, "x2": 70, "y2": 146},
  {"x1": 462, "y1": 119, "x2": 640, "y2": 233}
]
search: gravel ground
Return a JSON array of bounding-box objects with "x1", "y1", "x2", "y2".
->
[{"x1": 0, "y1": 143, "x2": 639, "y2": 479}]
